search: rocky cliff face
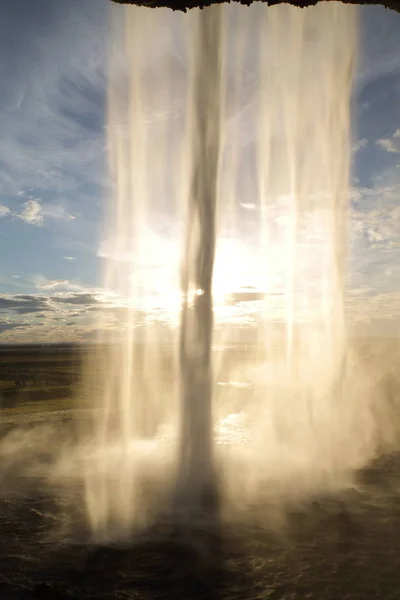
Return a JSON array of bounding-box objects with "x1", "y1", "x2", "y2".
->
[{"x1": 111, "y1": 0, "x2": 400, "y2": 13}]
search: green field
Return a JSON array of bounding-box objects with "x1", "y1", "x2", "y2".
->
[{"x1": 0, "y1": 345, "x2": 83, "y2": 413}]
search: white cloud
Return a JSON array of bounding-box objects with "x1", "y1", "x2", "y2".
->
[
  {"x1": 376, "y1": 128, "x2": 400, "y2": 154},
  {"x1": 42, "y1": 203, "x2": 76, "y2": 221},
  {"x1": 36, "y1": 279, "x2": 71, "y2": 290},
  {"x1": 34, "y1": 276, "x2": 95, "y2": 293},
  {"x1": 0, "y1": 2, "x2": 109, "y2": 199},
  {"x1": 376, "y1": 138, "x2": 399, "y2": 154},
  {"x1": 33, "y1": 276, "x2": 117, "y2": 306},
  {"x1": 352, "y1": 138, "x2": 368, "y2": 153},
  {"x1": 63, "y1": 256, "x2": 76, "y2": 261},
  {"x1": 0, "y1": 204, "x2": 10, "y2": 217},
  {"x1": 17, "y1": 199, "x2": 43, "y2": 226},
  {"x1": 0, "y1": 198, "x2": 77, "y2": 229},
  {"x1": 352, "y1": 203, "x2": 400, "y2": 248}
]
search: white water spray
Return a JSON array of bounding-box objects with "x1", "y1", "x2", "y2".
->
[{"x1": 80, "y1": 2, "x2": 373, "y2": 537}]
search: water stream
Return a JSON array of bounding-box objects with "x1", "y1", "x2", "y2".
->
[{"x1": 82, "y1": 2, "x2": 362, "y2": 538}]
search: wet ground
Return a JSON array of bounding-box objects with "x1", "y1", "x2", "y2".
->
[{"x1": 1, "y1": 413, "x2": 400, "y2": 600}]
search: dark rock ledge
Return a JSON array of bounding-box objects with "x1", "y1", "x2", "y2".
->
[{"x1": 111, "y1": 0, "x2": 400, "y2": 14}]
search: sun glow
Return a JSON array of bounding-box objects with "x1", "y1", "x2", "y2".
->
[{"x1": 116, "y1": 199, "x2": 336, "y2": 328}]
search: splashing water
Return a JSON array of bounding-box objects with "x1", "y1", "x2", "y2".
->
[{"x1": 81, "y1": 3, "x2": 369, "y2": 538}]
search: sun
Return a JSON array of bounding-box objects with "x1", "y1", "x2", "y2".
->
[{"x1": 124, "y1": 234, "x2": 269, "y2": 326}]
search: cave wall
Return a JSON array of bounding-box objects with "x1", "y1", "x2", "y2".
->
[{"x1": 111, "y1": 0, "x2": 400, "y2": 14}]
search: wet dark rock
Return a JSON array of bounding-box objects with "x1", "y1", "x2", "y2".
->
[
  {"x1": 111, "y1": 0, "x2": 400, "y2": 15},
  {"x1": 267, "y1": 586, "x2": 290, "y2": 600},
  {"x1": 0, "y1": 583, "x2": 75, "y2": 600},
  {"x1": 80, "y1": 535, "x2": 224, "y2": 599},
  {"x1": 0, "y1": 581, "x2": 22, "y2": 600},
  {"x1": 28, "y1": 583, "x2": 73, "y2": 600}
]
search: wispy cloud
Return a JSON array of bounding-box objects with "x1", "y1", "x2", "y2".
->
[
  {"x1": 52, "y1": 293, "x2": 101, "y2": 305},
  {"x1": 34, "y1": 276, "x2": 96, "y2": 293},
  {"x1": 0, "y1": 294, "x2": 50, "y2": 314},
  {"x1": 0, "y1": 282, "x2": 124, "y2": 342},
  {"x1": 352, "y1": 138, "x2": 368, "y2": 153},
  {"x1": 0, "y1": 321, "x2": 29, "y2": 334},
  {"x1": 41, "y1": 203, "x2": 76, "y2": 221},
  {"x1": 0, "y1": 196, "x2": 78, "y2": 227},
  {"x1": 0, "y1": 205, "x2": 10, "y2": 218},
  {"x1": 375, "y1": 128, "x2": 400, "y2": 154},
  {"x1": 352, "y1": 203, "x2": 400, "y2": 249},
  {"x1": 62, "y1": 256, "x2": 76, "y2": 261},
  {"x1": 17, "y1": 199, "x2": 43, "y2": 226},
  {"x1": 36, "y1": 279, "x2": 71, "y2": 290},
  {"x1": 0, "y1": 0, "x2": 109, "y2": 258},
  {"x1": 376, "y1": 139, "x2": 399, "y2": 153}
]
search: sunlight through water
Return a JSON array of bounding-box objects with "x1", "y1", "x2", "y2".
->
[{"x1": 78, "y1": 2, "x2": 379, "y2": 539}]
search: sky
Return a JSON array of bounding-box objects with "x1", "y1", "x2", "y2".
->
[{"x1": 0, "y1": 0, "x2": 400, "y2": 343}]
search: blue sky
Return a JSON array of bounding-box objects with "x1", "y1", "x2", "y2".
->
[{"x1": 0, "y1": 1, "x2": 399, "y2": 342}]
